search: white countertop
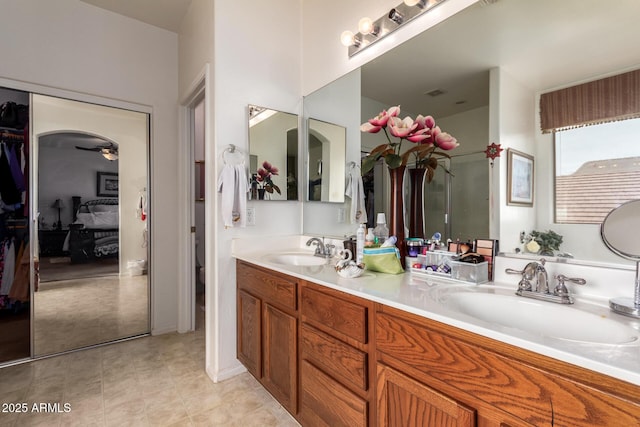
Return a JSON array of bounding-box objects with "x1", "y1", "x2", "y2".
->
[{"x1": 232, "y1": 236, "x2": 640, "y2": 387}]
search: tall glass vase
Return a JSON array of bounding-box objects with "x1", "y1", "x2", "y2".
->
[
  {"x1": 388, "y1": 166, "x2": 407, "y2": 262},
  {"x1": 408, "y1": 168, "x2": 427, "y2": 239}
]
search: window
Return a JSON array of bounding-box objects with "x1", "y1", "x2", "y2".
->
[{"x1": 555, "y1": 118, "x2": 640, "y2": 223}]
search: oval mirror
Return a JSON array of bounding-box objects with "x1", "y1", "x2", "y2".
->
[
  {"x1": 601, "y1": 199, "x2": 640, "y2": 318},
  {"x1": 601, "y1": 199, "x2": 640, "y2": 260}
]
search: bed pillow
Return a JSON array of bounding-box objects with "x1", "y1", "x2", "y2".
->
[
  {"x1": 91, "y1": 204, "x2": 118, "y2": 213},
  {"x1": 75, "y1": 211, "x2": 119, "y2": 228}
]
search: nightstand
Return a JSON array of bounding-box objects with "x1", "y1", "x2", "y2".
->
[{"x1": 38, "y1": 229, "x2": 69, "y2": 257}]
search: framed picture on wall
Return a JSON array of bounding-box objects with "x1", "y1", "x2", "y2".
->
[
  {"x1": 97, "y1": 172, "x2": 119, "y2": 197},
  {"x1": 507, "y1": 149, "x2": 534, "y2": 207}
]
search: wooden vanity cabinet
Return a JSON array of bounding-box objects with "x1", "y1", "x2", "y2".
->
[
  {"x1": 375, "y1": 304, "x2": 640, "y2": 427},
  {"x1": 236, "y1": 260, "x2": 298, "y2": 414},
  {"x1": 299, "y1": 281, "x2": 375, "y2": 427},
  {"x1": 237, "y1": 261, "x2": 640, "y2": 426}
]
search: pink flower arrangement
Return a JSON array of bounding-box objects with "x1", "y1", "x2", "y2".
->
[
  {"x1": 255, "y1": 161, "x2": 281, "y2": 194},
  {"x1": 361, "y1": 105, "x2": 458, "y2": 182}
]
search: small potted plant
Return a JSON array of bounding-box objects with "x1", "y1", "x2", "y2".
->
[{"x1": 527, "y1": 230, "x2": 563, "y2": 256}]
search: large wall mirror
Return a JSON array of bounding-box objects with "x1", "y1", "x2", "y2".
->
[
  {"x1": 33, "y1": 94, "x2": 149, "y2": 356},
  {"x1": 307, "y1": 118, "x2": 346, "y2": 202},
  {"x1": 302, "y1": 0, "x2": 640, "y2": 265},
  {"x1": 248, "y1": 105, "x2": 298, "y2": 201}
]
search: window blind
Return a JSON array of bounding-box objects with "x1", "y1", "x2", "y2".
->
[{"x1": 540, "y1": 69, "x2": 640, "y2": 133}]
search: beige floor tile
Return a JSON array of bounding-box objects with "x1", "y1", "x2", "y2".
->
[
  {"x1": 1, "y1": 294, "x2": 303, "y2": 427},
  {"x1": 190, "y1": 406, "x2": 235, "y2": 426},
  {"x1": 104, "y1": 398, "x2": 147, "y2": 427}
]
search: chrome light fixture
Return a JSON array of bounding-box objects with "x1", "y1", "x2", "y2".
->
[{"x1": 340, "y1": 0, "x2": 447, "y2": 57}]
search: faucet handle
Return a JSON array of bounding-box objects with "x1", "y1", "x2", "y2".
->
[
  {"x1": 556, "y1": 274, "x2": 586, "y2": 286},
  {"x1": 554, "y1": 274, "x2": 586, "y2": 297},
  {"x1": 325, "y1": 244, "x2": 335, "y2": 256}
]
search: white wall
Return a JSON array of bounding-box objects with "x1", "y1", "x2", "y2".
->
[
  {"x1": 493, "y1": 68, "x2": 537, "y2": 253},
  {"x1": 179, "y1": 0, "x2": 303, "y2": 381},
  {"x1": 0, "y1": 0, "x2": 179, "y2": 334}
]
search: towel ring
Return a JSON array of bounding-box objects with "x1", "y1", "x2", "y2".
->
[{"x1": 222, "y1": 144, "x2": 246, "y2": 165}]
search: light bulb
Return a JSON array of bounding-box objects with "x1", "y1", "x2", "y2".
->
[
  {"x1": 404, "y1": 0, "x2": 427, "y2": 7},
  {"x1": 340, "y1": 30, "x2": 355, "y2": 46},
  {"x1": 358, "y1": 17, "x2": 374, "y2": 35}
]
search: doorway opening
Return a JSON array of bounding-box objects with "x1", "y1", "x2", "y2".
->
[{"x1": 191, "y1": 95, "x2": 206, "y2": 332}]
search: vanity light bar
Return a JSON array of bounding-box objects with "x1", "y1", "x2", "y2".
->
[{"x1": 342, "y1": 0, "x2": 447, "y2": 57}]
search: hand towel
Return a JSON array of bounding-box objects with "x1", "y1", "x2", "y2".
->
[
  {"x1": 345, "y1": 167, "x2": 367, "y2": 224},
  {"x1": 218, "y1": 162, "x2": 249, "y2": 228}
]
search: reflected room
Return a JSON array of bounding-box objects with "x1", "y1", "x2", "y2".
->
[{"x1": 32, "y1": 95, "x2": 150, "y2": 357}]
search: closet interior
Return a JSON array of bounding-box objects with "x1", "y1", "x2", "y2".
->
[{"x1": 0, "y1": 87, "x2": 30, "y2": 364}]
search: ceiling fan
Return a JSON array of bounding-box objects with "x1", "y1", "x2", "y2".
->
[{"x1": 75, "y1": 142, "x2": 119, "y2": 161}]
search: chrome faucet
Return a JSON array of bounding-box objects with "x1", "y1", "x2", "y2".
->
[
  {"x1": 505, "y1": 258, "x2": 585, "y2": 304},
  {"x1": 306, "y1": 237, "x2": 334, "y2": 258},
  {"x1": 534, "y1": 260, "x2": 549, "y2": 293}
]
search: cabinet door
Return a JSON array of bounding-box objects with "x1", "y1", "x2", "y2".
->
[
  {"x1": 237, "y1": 290, "x2": 261, "y2": 378},
  {"x1": 263, "y1": 302, "x2": 297, "y2": 414},
  {"x1": 377, "y1": 363, "x2": 475, "y2": 427},
  {"x1": 300, "y1": 360, "x2": 368, "y2": 427}
]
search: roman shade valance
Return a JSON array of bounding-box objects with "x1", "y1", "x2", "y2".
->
[{"x1": 539, "y1": 69, "x2": 640, "y2": 133}]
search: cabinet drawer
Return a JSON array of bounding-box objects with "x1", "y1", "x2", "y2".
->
[
  {"x1": 301, "y1": 285, "x2": 368, "y2": 344},
  {"x1": 301, "y1": 323, "x2": 368, "y2": 392},
  {"x1": 300, "y1": 360, "x2": 368, "y2": 427},
  {"x1": 237, "y1": 261, "x2": 297, "y2": 312}
]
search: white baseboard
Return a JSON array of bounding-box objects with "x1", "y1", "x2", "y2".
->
[{"x1": 207, "y1": 362, "x2": 246, "y2": 383}]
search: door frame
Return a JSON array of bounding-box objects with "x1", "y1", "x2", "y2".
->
[{"x1": 177, "y1": 65, "x2": 211, "y2": 334}]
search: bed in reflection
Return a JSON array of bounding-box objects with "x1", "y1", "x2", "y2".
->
[{"x1": 66, "y1": 198, "x2": 119, "y2": 264}]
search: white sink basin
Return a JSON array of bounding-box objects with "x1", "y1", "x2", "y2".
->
[
  {"x1": 266, "y1": 253, "x2": 329, "y2": 266},
  {"x1": 433, "y1": 286, "x2": 639, "y2": 345}
]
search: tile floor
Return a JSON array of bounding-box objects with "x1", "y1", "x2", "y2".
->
[
  {"x1": 33, "y1": 276, "x2": 149, "y2": 355},
  {"x1": 34, "y1": 275, "x2": 149, "y2": 356},
  {"x1": 1, "y1": 286, "x2": 300, "y2": 426},
  {"x1": 0, "y1": 330, "x2": 300, "y2": 426}
]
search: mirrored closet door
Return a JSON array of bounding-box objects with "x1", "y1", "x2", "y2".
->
[
  {"x1": 32, "y1": 94, "x2": 150, "y2": 356},
  {"x1": 0, "y1": 87, "x2": 30, "y2": 364}
]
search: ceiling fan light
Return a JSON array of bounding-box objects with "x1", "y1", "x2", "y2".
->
[{"x1": 102, "y1": 150, "x2": 118, "y2": 161}]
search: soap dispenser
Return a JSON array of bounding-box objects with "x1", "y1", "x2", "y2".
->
[
  {"x1": 356, "y1": 224, "x2": 366, "y2": 264},
  {"x1": 374, "y1": 213, "x2": 389, "y2": 244}
]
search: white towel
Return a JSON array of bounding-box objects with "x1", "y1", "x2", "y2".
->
[
  {"x1": 345, "y1": 168, "x2": 367, "y2": 224},
  {"x1": 218, "y1": 162, "x2": 249, "y2": 228}
]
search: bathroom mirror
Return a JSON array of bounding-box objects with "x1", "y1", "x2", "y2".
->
[
  {"x1": 601, "y1": 199, "x2": 640, "y2": 318},
  {"x1": 307, "y1": 118, "x2": 346, "y2": 202},
  {"x1": 302, "y1": 0, "x2": 640, "y2": 264},
  {"x1": 248, "y1": 105, "x2": 298, "y2": 201}
]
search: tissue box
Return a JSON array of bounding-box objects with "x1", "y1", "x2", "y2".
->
[{"x1": 450, "y1": 260, "x2": 488, "y2": 284}]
